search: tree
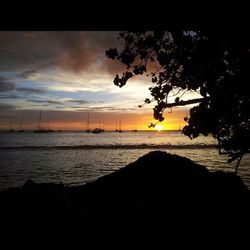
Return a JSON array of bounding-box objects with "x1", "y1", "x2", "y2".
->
[{"x1": 106, "y1": 30, "x2": 250, "y2": 173}]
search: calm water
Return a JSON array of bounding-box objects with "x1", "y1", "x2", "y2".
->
[{"x1": 0, "y1": 131, "x2": 249, "y2": 190}]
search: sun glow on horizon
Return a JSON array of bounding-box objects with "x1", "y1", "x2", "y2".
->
[{"x1": 155, "y1": 124, "x2": 165, "y2": 131}]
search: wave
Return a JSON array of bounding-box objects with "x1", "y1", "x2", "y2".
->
[{"x1": 0, "y1": 144, "x2": 217, "y2": 150}]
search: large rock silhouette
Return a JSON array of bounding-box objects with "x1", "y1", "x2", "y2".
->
[{"x1": 0, "y1": 151, "x2": 249, "y2": 230}]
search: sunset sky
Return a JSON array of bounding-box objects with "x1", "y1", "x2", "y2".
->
[{"x1": 0, "y1": 31, "x2": 200, "y2": 130}]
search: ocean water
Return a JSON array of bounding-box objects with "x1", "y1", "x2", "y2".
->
[{"x1": 0, "y1": 131, "x2": 249, "y2": 190}]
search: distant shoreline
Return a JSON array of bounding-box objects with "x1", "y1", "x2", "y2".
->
[{"x1": 0, "y1": 129, "x2": 183, "y2": 133}]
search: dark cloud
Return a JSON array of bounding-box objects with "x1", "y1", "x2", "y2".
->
[
  {"x1": 69, "y1": 106, "x2": 84, "y2": 109},
  {"x1": 0, "y1": 31, "x2": 123, "y2": 75},
  {"x1": 28, "y1": 99, "x2": 62, "y2": 105},
  {"x1": 69, "y1": 99, "x2": 90, "y2": 104},
  {"x1": 16, "y1": 87, "x2": 46, "y2": 94},
  {"x1": 89, "y1": 106, "x2": 138, "y2": 112},
  {"x1": 18, "y1": 69, "x2": 37, "y2": 78},
  {"x1": 0, "y1": 77, "x2": 15, "y2": 92},
  {"x1": 0, "y1": 94, "x2": 22, "y2": 99},
  {"x1": 0, "y1": 102, "x2": 15, "y2": 110},
  {"x1": 47, "y1": 100, "x2": 62, "y2": 104},
  {"x1": 54, "y1": 31, "x2": 123, "y2": 74}
]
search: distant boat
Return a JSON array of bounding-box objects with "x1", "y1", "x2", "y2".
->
[
  {"x1": 17, "y1": 121, "x2": 25, "y2": 133},
  {"x1": 101, "y1": 121, "x2": 105, "y2": 132},
  {"x1": 86, "y1": 113, "x2": 91, "y2": 133},
  {"x1": 8, "y1": 121, "x2": 16, "y2": 133},
  {"x1": 92, "y1": 119, "x2": 104, "y2": 134},
  {"x1": 115, "y1": 121, "x2": 119, "y2": 132},
  {"x1": 34, "y1": 112, "x2": 54, "y2": 133},
  {"x1": 92, "y1": 128, "x2": 102, "y2": 134},
  {"x1": 34, "y1": 129, "x2": 49, "y2": 133},
  {"x1": 132, "y1": 121, "x2": 138, "y2": 132},
  {"x1": 118, "y1": 120, "x2": 122, "y2": 133},
  {"x1": 47, "y1": 129, "x2": 55, "y2": 133}
]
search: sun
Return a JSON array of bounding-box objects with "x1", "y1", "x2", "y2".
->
[{"x1": 155, "y1": 124, "x2": 165, "y2": 132}]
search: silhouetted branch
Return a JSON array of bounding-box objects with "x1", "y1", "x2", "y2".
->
[
  {"x1": 235, "y1": 154, "x2": 244, "y2": 174},
  {"x1": 164, "y1": 97, "x2": 208, "y2": 108}
]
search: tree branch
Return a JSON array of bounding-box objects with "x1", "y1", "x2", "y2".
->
[{"x1": 164, "y1": 97, "x2": 208, "y2": 108}]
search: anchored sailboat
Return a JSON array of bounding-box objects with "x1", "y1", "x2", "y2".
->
[
  {"x1": 34, "y1": 112, "x2": 54, "y2": 133},
  {"x1": 18, "y1": 121, "x2": 24, "y2": 133},
  {"x1": 86, "y1": 113, "x2": 91, "y2": 133},
  {"x1": 92, "y1": 119, "x2": 103, "y2": 134},
  {"x1": 132, "y1": 120, "x2": 138, "y2": 132},
  {"x1": 115, "y1": 120, "x2": 119, "y2": 132},
  {"x1": 8, "y1": 121, "x2": 15, "y2": 132},
  {"x1": 118, "y1": 119, "x2": 122, "y2": 133}
]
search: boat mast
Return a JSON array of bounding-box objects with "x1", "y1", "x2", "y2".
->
[
  {"x1": 87, "y1": 113, "x2": 90, "y2": 130},
  {"x1": 38, "y1": 112, "x2": 42, "y2": 129},
  {"x1": 47, "y1": 118, "x2": 50, "y2": 130}
]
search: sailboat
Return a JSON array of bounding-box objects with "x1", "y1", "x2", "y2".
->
[
  {"x1": 118, "y1": 119, "x2": 122, "y2": 133},
  {"x1": 86, "y1": 113, "x2": 91, "y2": 133},
  {"x1": 92, "y1": 119, "x2": 103, "y2": 134},
  {"x1": 17, "y1": 121, "x2": 25, "y2": 133},
  {"x1": 115, "y1": 121, "x2": 119, "y2": 132},
  {"x1": 101, "y1": 121, "x2": 105, "y2": 132},
  {"x1": 8, "y1": 121, "x2": 15, "y2": 132},
  {"x1": 132, "y1": 121, "x2": 138, "y2": 132},
  {"x1": 92, "y1": 128, "x2": 102, "y2": 133},
  {"x1": 34, "y1": 112, "x2": 50, "y2": 133}
]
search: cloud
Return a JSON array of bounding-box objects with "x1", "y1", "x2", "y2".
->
[
  {"x1": 0, "y1": 76, "x2": 15, "y2": 92},
  {"x1": 69, "y1": 99, "x2": 90, "y2": 104},
  {"x1": 0, "y1": 32, "x2": 159, "y2": 114},
  {"x1": 0, "y1": 31, "x2": 122, "y2": 75},
  {"x1": 16, "y1": 87, "x2": 46, "y2": 94},
  {"x1": 88, "y1": 106, "x2": 138, "y2": 112},
  {"x1": 18, "y1": 69, "x2": 38, "y2": 78},
  {"x1": 28, "y1": 99, "x2": 62, "y2": 105},
  {"x1": 0, "y1": 94, "x2": 22, "y2": 99},
  {"x1": 0, "y1": 102, "x2": 15, "y2": 110}
]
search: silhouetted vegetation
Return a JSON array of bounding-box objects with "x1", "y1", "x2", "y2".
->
[{"x1": 106, "y1": 30, "x2": 250, "y2": 171}]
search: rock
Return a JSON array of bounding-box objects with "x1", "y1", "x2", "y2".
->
[
  {"x1": 23, "y1": 179, "x2": 36, "y2": 189},
  {"x1": 0, "y1": 151, "x2": 249, "y2": 231}
]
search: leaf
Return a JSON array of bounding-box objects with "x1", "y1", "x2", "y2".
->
[{"x1": 105, "y1": 48, "x2": 118, "y2": 59}]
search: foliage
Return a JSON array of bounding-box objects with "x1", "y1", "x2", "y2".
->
[{"x1": 106, "y1": 30, "x2": 250, "y2": 172}]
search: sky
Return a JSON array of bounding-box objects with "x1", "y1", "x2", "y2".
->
[{"x1": 0, "y1": 31, "x2": 198, "y2": 130}]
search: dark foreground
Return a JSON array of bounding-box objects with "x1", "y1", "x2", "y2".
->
[{"x1": 1, "y1": 151, "x2": 250, "y2": 239}]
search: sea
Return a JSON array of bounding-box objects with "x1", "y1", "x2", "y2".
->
[{"x1": 0, "y1": 131, "x2": 249, "y2": 191}]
